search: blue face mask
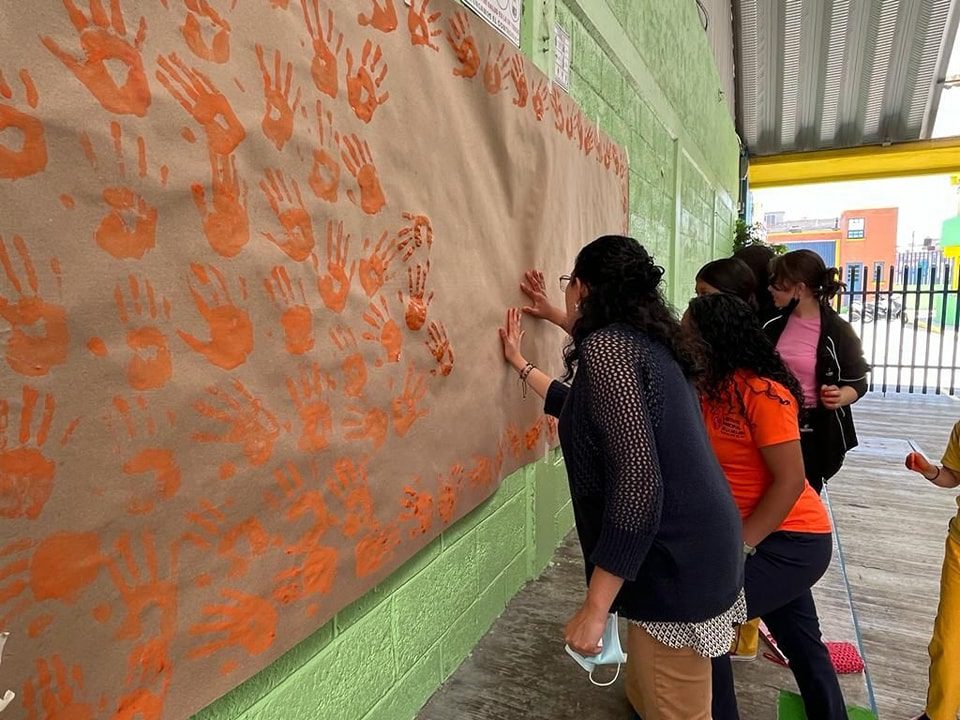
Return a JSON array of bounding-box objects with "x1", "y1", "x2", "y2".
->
[{"x1": 564, "y1": 613, "x2": 627, "y2": 687}]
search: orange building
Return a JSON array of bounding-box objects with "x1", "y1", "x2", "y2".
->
[{"x1": 765, "y1": 207, "x2": 898, "y2": 292}]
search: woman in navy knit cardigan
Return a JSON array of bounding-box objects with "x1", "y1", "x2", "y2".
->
[{"x1": 499, "y1": 235, "x2": 745, "y2": 720}]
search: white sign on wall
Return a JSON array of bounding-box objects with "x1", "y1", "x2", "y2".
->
[
  {"x1": 462, "y1": 0, "x2": 522, "y2": 47},
  {"x1": 554, "y1": 24, "x2": 572, "y2": 90}
]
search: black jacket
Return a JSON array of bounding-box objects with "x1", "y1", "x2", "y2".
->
[{"x1": 762, "y1": 304, "x2": 870, "y2": 480}]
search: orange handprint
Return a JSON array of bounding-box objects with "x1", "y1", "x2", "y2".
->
[
  {"x1": 329, "y1": 325, "x2": 367, "y2": 398},
  {"x1": 505, "y1": 423, "x2": 523, "y2": 459},
  {"x1": 0, "y1": 533, "x2": 103, "y2": 638},
  {"x1": 447, "y1": 12, "x2": 480, "y2": 79},
  {"x1": 182, "y1": 500, "x2": 272, "y2": 579},
  {"x1": 181, "y1": 0, "x2": 235, "y2": 64},
  {"x1": 391, "y1": 364, "x2": 429, "y2": 437},
  {"x1": 398, "y1": 261, "x2": 433, "y2": 331},
  {"x1": 192, "y1": 150, "x2": 249, "y2": 258},
  {"x1": 551, "y1": 87, "x2": 566, "y2": 134},
  {"x1": 345, "y1": 40, "x2": 390, "y2": 124},
  {"x1": 313, "y1": 221, "x2": 354, "y2": 313},
  {"x1": 355, "y1": 525, "x2": 399, "y2": 578},
  {"x1": 266, "y1": 461, "x2": 337, "y2": 543},
  {"x1": 583, "y1": 123, "x2": 597, "y2": 156},
  {"x1": 341, "y1": 133, "x2": 386, "y2": 215},
  {"x1": 156, "y1": 52, "x2": 245, "y2": 155},
  {"x1": 103, "y1": 532, "x2": 178, "y2": 642},
  {"x1": 407, "y1": 0, "x2": 442, "y2": 51},
  {"x1": 438, "y1": 463, "x2": 464, "y2": 524},
  {"x1": 22, "y1": 657, "x2": 106, "y2": 720},
  {"x1": 566, "y1": 106, "x2": 584, "y2": 147},
  {"x1": 189, "y1": 589, "x2": 278, "y2": 665},
  {"x1": 300, "y1": 0, "x2": 343, "y2": 98},
  {"x1": 260, "y1": 168, "x2": 316, "y2": 261},
  {"x1": 342, "y1": 404, "x2": 388, "y2": 449},
  {"x1": 362, "y1": 296, "x2": 402, "y2": 366},
  {"x1": 397, "y1": 211, "x2": 434, "y2": 262},
  {"x1": 178, "y1": 263, "x2": 253, "y2": 370},
  {"x1": 263, "y1": 265, "x2": 314, "y2": 355},
  {"x1": 0, "y1": 386, "x2": 77, "y2": 520},
  {"x1": 286, "y1": 362, "x2": 335, "y2": 452},
  {"x1": 191, "y1": 379, "x2": 280, "y2": 467},
  {"x1": 503, "y1": 53, "x2": 528, "y2": 108},
  {"x1": 425, "y1": 321, "x2": 454, "y2": 376},
  {"x1": 105, "y1": 395, "x2": 180, "y2": 514},
  {"x1": 308, "y1": 100, "x2": 340, "y2": 203},
  {"x1": 400, "y1": 482, "x2": 433, "y2": 537},
  {"x1": 532, "y1": 78, "x2": 548, "y2": 121},
  {"x1": 545, "y1": 415, "x2": 558, "y2": 444},
  {"x1": 483, "y1": 44, "x2": 506, "y2": 94},
  {"x1": 325, "y1": 456, "x2": 374, "y2": 536},
  {"x1": 0, "y1": 234, "x2": 68, "y2": 376},
  {"x1": 82, "y1": 122, "x2": 160, "y2": 260},
  {"x1": 0, "y1": 69, "x2": 47, "y2": 180},
  {"x1": 41, "y1": 0, "x2": 151, "y2": 116},
  {"x1": 109, "y1": 273, "x2": 173, "y2": 390},
  {"x1": 468, "y1": 454, "x2": 495, "y2": 488},
  {"x1": 256, "y1": 45, "x2": 302, "y2": 151},
  {"x1": 525, "y1": 417, "x2": 543, "y2": 450},
  {"x1": 267, "y1": 461, "x2": 338, "y2": 607},
  {"x1": 358, "y1": 231, "x2": 398, "y2": 298},
  {"x1": 358, "y1": 0, "x2": 398, "y2": 33}
]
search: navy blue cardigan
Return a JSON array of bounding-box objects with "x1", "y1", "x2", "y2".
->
[{"x1": 547, "y1": 325, "x2": 743, "y2": 623}]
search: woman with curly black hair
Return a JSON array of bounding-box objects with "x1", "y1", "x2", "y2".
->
[
  {"x1": 499, "y1": 236, "x2": 744, "y2": 720},
  {"x1": 685, "y1": 293, "x2": 846, "y2": 720}
]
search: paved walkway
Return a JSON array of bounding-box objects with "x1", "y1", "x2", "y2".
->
[{"x1": 417, "y1": 392, "x2": 958, "y2": 719}]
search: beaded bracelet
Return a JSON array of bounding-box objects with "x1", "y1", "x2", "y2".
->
[{"x1": 518, "y1": 362, "x2": 536, "y2": 397}]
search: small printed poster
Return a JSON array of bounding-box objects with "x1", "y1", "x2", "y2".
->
[
  {"x1": 554, "y1": 24, "x2": 572, "y2": 90},
  {"x1": 462, "y1": 0, "x2": 522, "y2": 47}
]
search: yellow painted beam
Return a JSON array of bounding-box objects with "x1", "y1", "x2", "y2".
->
[{"x1": 749, "y1": 137, "x2": 960, "y2": 188}]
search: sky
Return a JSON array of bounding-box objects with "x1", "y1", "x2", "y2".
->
[{"x1": 753, "y1": 29, "x2": 960, "y2": 250}]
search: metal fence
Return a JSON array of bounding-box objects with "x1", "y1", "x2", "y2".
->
[{"x1": 839, "y1": 263, "x2": 960, "y2": 395}]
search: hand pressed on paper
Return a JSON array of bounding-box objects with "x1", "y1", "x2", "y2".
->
[
  {"x1": 363, "y1": 296, "x2": 402, "y2": 366},
  {"x1": 191, "y1": 379, "x2": 280, "y2": 467},
  {"x1": 407, "y1": 0, "x2": 442, "y2": 51},
  {"x1": 330, "y1": 326, "x2": 367, "y2": 398},
  {"x1": 181, "y1": 500, "x2": 271, "y2": 579},
  {"x1": 180, "y1": 0, "x2": 235, "y2": 64},
  {"x1": 341, "y1": 133, "x2": 386, "y2": 215},
  {"x1": 286, "y1": 362, "x2": 335, "y2": 452},
  {"x1": 426, "y1": 321, "x2": 454, "y2": 377},
  {"x1": 309, "y1": 101, "x2": 340, "y2": 202},
  {"x1": 358, "y1": 231, "x2": 398, "y2": 298},
  {"x1": 358, "y1": 0, "x2": 398, "y2": 33},
  {"x1": 346, "y1": 40, "x2": 389, "y2": 124},
  {"x1": 110, "y1": 274, "x2": 173, "y2": 392},
  {"x1": 398, "y1": 262, "x2": 433, "y2": 331}
]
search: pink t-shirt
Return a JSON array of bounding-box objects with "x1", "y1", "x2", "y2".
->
[{"x1": 776, "y1": 315, "x2": 821, "y2": 408}]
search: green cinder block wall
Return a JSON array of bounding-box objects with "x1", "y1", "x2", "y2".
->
[{"x1": 195, "y1": 2, "x2": 739, "y2": 718}]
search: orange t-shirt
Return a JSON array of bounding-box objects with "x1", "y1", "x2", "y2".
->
[{"x1": 701, "y1": 372, "x2": 832, "y2": 534}]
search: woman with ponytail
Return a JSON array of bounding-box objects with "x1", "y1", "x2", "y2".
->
[
  {"x1": 499, "y1": 236, "x2": 744, "y2": 719},
  {"x1": 764, "y1": 250, "x2": 870, "y2": 493}
]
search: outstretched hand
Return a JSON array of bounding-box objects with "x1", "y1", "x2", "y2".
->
[
  {"x1": 499, "y1": 308, "x2": 525, "y2": 367},
  {"x1": 520, "y1": 270, "x2": 552, "y2": 319}
]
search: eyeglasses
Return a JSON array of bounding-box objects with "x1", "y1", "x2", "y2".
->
[{"x1": 559, "y1": 274, "x2": 573, "y2": 291}]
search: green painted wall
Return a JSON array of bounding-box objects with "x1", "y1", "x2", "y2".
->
[{"x1": 194, "y1": 2, "x2": 738, "y2": 718}]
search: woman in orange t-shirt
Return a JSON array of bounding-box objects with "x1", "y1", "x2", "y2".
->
[{"x1": 684, "y1": 293, "x2": 845, "y2": 720}]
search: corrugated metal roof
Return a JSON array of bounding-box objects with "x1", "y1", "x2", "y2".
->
[{"x1": 735, "y1": 0, "x2": 960, "y2": 157}]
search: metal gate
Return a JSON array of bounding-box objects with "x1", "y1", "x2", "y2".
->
[{"x1": 839, "y1": 263, "x2": 960, "y2": 395}]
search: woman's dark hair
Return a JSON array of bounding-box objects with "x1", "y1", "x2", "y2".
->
[
  {"x1": 769, "y1": 249, "x2": 845, "y2": 304},
  {"x1": 733, "y1": 244, "x2": 776, "y2": 311},
  {"x1": 686, "y1": 293, "x2": 805, "y2": 416},
  {"x1": 696, "y1": 258, "x2": 758, "y2": 309},
  {"x1": 562, "y1": 235, "x2": 697, "y2": 380}
]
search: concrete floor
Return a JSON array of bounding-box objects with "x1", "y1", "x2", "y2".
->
[{"x1": 418, "y1": 392, "x2": 957, "y2": 720}]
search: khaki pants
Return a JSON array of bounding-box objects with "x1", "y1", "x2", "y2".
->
[{"x1": 624, "y1": 624, "x2": 712, "y2": 720}]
